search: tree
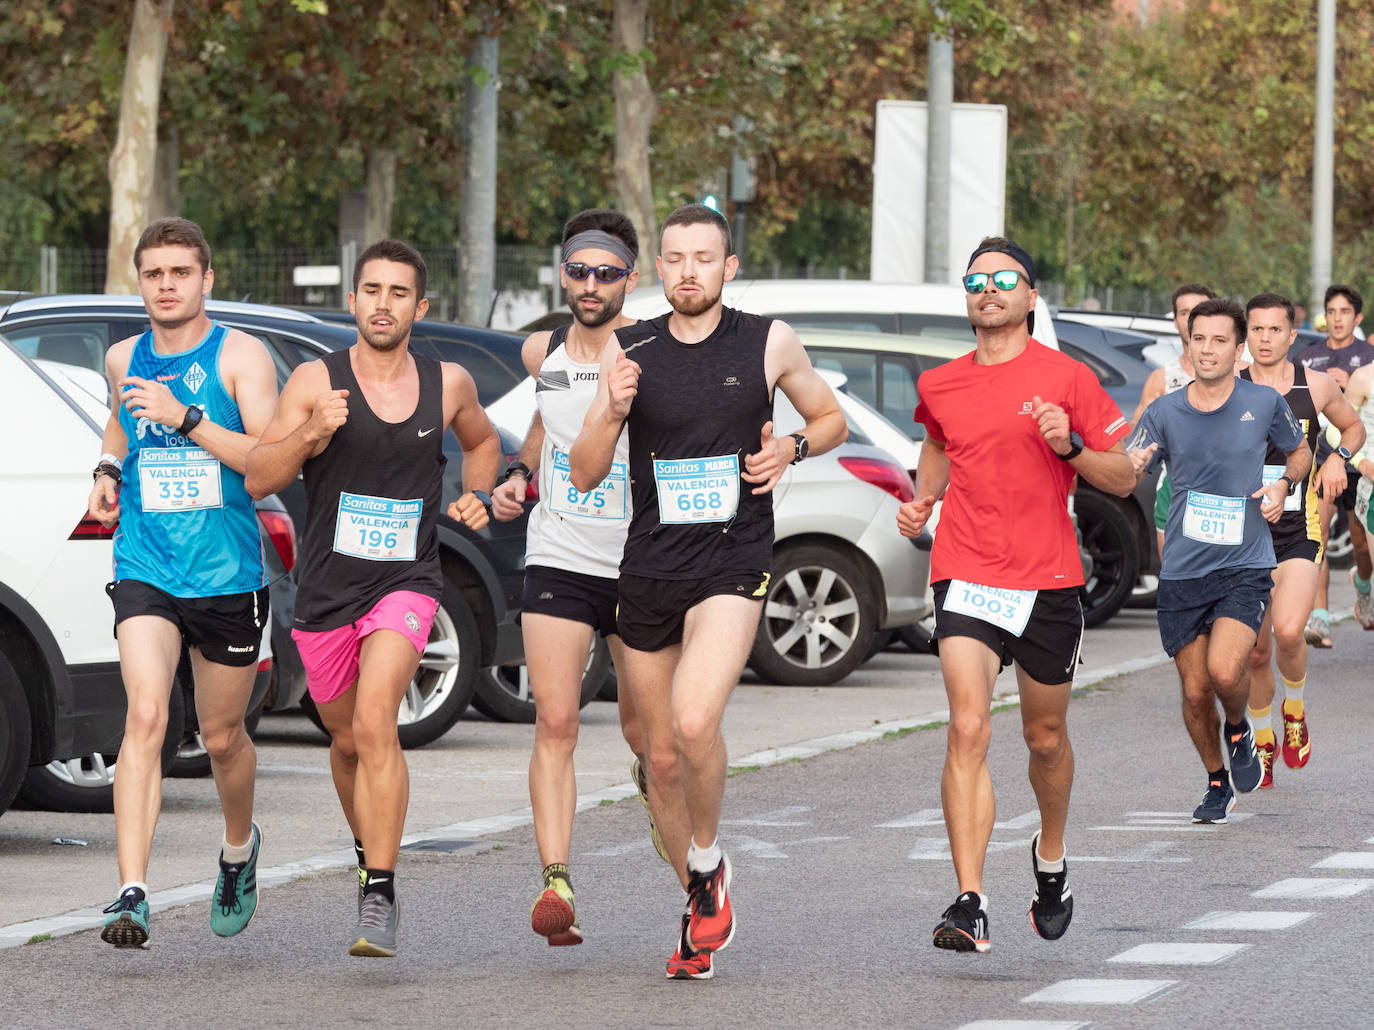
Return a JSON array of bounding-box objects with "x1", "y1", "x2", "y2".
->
[{"x1": 612, "y1": 0, "x2": 657, "y2": 276}]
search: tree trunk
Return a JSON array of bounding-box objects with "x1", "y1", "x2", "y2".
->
[
  {"x1": 458, "y1": 34, "x2": 499, "y2": 326},
  {"x1": 364, "y1": 147, "x2": 397, "y2": 244},
  {"x1": 149, "y1": 123, "x2": 180, "y2": 220},
  {"x1": 612, "y1": 0, "x2": 657, "y2": 277},
  {"x1": 105, "y1": 0, "x2": 173, "y2": 294}
]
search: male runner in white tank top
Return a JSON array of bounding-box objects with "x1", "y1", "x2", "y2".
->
[{"x1": 489, "y1": 209, "x2": 663, "y2": 953}]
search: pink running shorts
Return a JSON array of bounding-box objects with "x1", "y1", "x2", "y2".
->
[{"x1": 291, "y1": 590, "x2": 440, "y2": 704}]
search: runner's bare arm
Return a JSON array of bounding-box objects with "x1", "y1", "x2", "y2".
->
[
  {"x1": 1032, "y1": 394, "x2": 1135, "y2": 497},
  {"x1": 1310, "y1": 367, "x2": 1366, "y2": 498},
  {"x1": 745, "y1": 321, "x2": 847, "y2": 494},
  {"x1": 491, "y1": 412, "x2": 543, "y2": 521},
  {"x1": 179, "y1": 329, "x2": 278, "y2": 474},
  {"x1": 898, "y1": 438, "x2": 948, "y2": 538},
  {"x1": 87, "y1": 339, "x2": 136, "y2": 525},
  {"x1": 569, "y1": 333, "x2": 632, "y2": 493},
  {"x1": 245, "y1": 361, "x2": 345, "y2": 498},
  {"x1": 1345, "y1": 366, "x2": 1374, "y2": 481},
  {"x1": 441, "y1": 362, "x2": 502, "y2": 530},
  {"x1": 1128, "y1": 366, "x2": 1165, "y2": 428}
]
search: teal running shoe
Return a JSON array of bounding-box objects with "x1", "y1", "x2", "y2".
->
[
  {"x1": 211, "y1": 822, "x2": 261, "y2": 937},
  {"x1": 100, "y1": 888, "x2": 151, "y2": 949}
]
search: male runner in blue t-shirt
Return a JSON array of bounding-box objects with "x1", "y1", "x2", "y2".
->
[
  {"x1": 1129, "y1": 297, "x2": 1311, "y2": 824},
  {"x1": 87, "y1": 217, "x2": 280, "y2": 948}
]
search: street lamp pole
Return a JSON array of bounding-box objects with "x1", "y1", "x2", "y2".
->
[
  {"x1": 1310, "y1": 0, "x2": 1334, "y2": 323},
  {"x1": 925, "y1": 12, "x2": 953, "y2": 285}
]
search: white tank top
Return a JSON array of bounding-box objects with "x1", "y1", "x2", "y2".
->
[
  {"x1": 524, "y1": 332, "x2": 631, "y2": 579},
  {"x1": 1162, "y1": 357, "x2": 1191, "y2": 393}
]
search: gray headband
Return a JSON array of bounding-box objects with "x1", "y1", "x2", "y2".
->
[{"x1": 562, "y1": 230, "x2": 635, "y2": 268}]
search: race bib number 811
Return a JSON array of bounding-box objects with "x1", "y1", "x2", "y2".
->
[
  {"x1": 1182, "y1": 490, "x2": 1244, "y2": 545},
  {"x1": 654, "y1": 454, "x2": 740, "y2": 525}
]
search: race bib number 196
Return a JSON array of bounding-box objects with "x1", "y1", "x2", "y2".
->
[
  {"x1": 333, "y1": 492, "x2": 421, "y2": 561},
  {"x1": 654, "y1": 454, "x2": 740, "y2": 525}
]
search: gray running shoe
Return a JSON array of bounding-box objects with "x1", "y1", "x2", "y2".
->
[
  {"x1": 348, "y1": 893, "x2": 399, "y2": 958},
  {"x1": 1352, "y1": 570, "x2": 1374, "y2": 630},
  {"x1": 1304, "y1": 612, "x2": 1332, "y2": 648}
]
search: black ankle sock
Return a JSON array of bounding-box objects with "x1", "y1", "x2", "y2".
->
[
  {"x1": 1223, "y1": 720, "x2": 1248, "y2": 737},
  {"x1": 363, "y1": 868, "x2": 395, "y2": 902},
  {"x1": 1208, "y1": 767, "x2": 1227, "y2": 784},
  {"x1": 353, "y1": 839, "x2": 366, "y2": 870}
]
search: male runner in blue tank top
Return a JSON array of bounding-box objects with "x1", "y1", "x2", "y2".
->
[
  {"x1": 1240, "y1": 293, "x2": 1362, "y2": 787},
  {"x1": 570, "y1": 204, "x2": 847, "y2": 977},
  {"x1": 87, "y1": 217, "x2": 280, "y2": 949},
  {"x1": 1129, "y1": 298, "x2": 1311, "y2": 824},
  {"x1": 247, "y1": 240, "x2": 500, "y2": 958}
]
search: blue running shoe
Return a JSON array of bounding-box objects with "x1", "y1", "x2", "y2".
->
[
  {"x1": 211, "y1": 822, "x2": 261, "y2": 937},
  {"x1": 101, "y1": 888, "x2": 150, "y2": 949},
  {"x1": 1226, "y1": 722, "x2": 1262, "y2": 793},
  {"x1": 1192, "y1": 776, "x2": 1237, "y2": 823}
]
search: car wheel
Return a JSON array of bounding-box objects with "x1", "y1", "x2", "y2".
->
[
  {"x1": 1327, "y1": 507, "x2": 1354, "y2": 570},
  {"x1": 1075, "y1": 489, "x2": 1141, "y2": 628},
  {"x1": 16, "y1": 680, "x2": 185, "y2": 814},
  {"x1": 297, "y1": 582, "x2": 482, "y2": 748},
  {"x1": 896, "y1": 616, "x2": 936, "y2": 654},
  {"x1": 0, "y1": 652, "x2": 32, "y2": 816},
  {"x1": 170, "y1": 702, "x2": 264, "y2": 779},
  {"x1": 473, "y1": 639, "x2": 605, "y2": 724},
  {"x1": 748, "y1": 544, "x2": 877, "y2": 686}
]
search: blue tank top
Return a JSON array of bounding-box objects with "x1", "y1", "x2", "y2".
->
[{"x1": 113, "y1": 323, "x2": 266, "y2": 597}]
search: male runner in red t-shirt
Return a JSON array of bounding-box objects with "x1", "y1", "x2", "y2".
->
[{"x1": 897, "y1": 237, "x2": 1136, "y2": 954}]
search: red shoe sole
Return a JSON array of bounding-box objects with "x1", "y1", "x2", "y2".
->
[{"x1": 530, "y1": 890, "x2": 576, "y2": 940}]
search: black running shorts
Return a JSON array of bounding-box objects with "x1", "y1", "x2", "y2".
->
[
  {"x1": 617, "y1": 570, "x2": 770, "y2": 652},
  {"x1": 1155, "y1": 567, "x2": 1272, "y2": 658},
  {"x1": 930, "y1": 580, "x2": 1083, "y2": 685},
  {"x1": 520, "y1": 565, "x2": 619, "y2": 639},
  {"x1": 107, "y1": 579, "x2": 268, "y2": 667}
]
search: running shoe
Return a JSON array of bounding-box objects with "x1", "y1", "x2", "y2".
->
[
  {"x1": 932, "y1": 891, "x2": 990, "y2": 953},
  {"x1": 631, "y1": 758, "x2": 670, "y2": 864},
  {"x1": 1226, "y1": 722, "x2": 1263, "y2": 793},
  {"x1": 1028, "y1": 832, "x2": 1073, "y2": 940},
  {"x1": 1257, "y1": 736, "x2": 1276, "y2": 789},
  {"x1": 357, "y1": 866, "x2": 366, "y2": 914},
  {"x1": 348, "y1": 892, "x2": 399, "y2": 957},
  {"x1": 1281, "y1": 705, "x2": 1311, "y2": 769},
  {"x1": 210, "y1": 821, "x2": 261, "y2": 937},
  {"x1": 1304, "y1": 612, "x2": 1332, "y2": 648},
  {"x1": 100, "y1": 888, "x2": 151, "y2": 949},
  {"x1": 665, "y1": 913, "x2": 713, "y2": 980},
  {"x1": 1353, "y1": 569, "x2": 1374, "y2": 629},
  {"x1": 1192, "y1": 776, "x2": 1237, "y2": 823},
  {"x1": 530, "y1": 877, "x2": 583, "y2": 946},
  {"x1": 685, "y1": 854, "x2": 734, "y2": 953}
]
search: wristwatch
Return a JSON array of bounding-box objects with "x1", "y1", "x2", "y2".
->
[
  {"x1": 1058, "y1": 432, "x2": 1084, "y2": 461},
  {"x1": 1278, "y1": 474, "x2": 1297, "y2": 495},
  {"x1": 1337, "y1": 445, "x2": 1354, "y2": 462},
  {"x1": 178, "y1": 405, "x2": 204, "y2": 437},
  {"x1": 789, "y1": 433, "x2": 809, "y2": 465},
  {"x1": 472, "y1": 489, "x2": 493, "y2": 510},
  {"x1": 502, "y1": 461, "x2": 531, "y2": 483}
]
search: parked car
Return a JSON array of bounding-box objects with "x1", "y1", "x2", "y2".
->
[
  {"x1": 0, "y1": 336, "x2": 277, "y2": 814},
  {"x1": 0, "y1": 295, "x2": 531, "y2": 741}
]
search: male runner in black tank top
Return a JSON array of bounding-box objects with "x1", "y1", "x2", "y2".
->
[
  {"x1": 570, "y1": 204, "x2": 847, "y2": 976},
  {"x1": 247, "y1": 240, "x2": 501, "y2": 958},
  {"x1": 1240, "y1": 293, "x2": 1363, "y2": 788}
]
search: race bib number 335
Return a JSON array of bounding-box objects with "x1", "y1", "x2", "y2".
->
[
  {"x1": 333, "y1": 492, "x2": 421, "y2": 561},
  {"x1": 654, "y1": 454, "x2": 740, "y2": 525},
  {"x1": 139, "y1": 448, "x2": 223, "y2": 512}
]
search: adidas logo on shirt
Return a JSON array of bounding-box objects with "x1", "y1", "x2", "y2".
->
[{"x1": 1240, "y1": 411, "x2": 1255, "y2": 422}]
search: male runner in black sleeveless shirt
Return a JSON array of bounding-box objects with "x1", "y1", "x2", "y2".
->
[
  {"x1": 1240, "y1": 293, "x2": 1362, "y2": 787},
  {"x1": 571, "y1": 204, "x2": 846, "y2": 977},
  {"x1": 247, "y1": 240, "x2": 500, "y2": 958}
]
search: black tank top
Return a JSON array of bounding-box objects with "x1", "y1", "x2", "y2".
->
[
  {"x1": 294, "y1": 348, "x2": 446, "y2": 630},
  {"x1": 1241, "y1": 363, "x2": 1321, "y2": 520},
  {"x1": 617, "y1": 306, "x2": 774, "y2": 578}
]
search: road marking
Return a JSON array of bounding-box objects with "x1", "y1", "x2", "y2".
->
[
  {"x1": 1253, "y1": 878, "x2": 1374, "y2": 899},
  {"x1": 1184, "y1": 910, "x2": 1313, "y2": 931},
  {"x1": 908, "y1": 838, "x2": 1027, "y2": 860},
  {"x1": 880, "y1": 809, "x2": 1038, "y2": 830},
  {"x1": 956, "y1": 1022, "x2": 1093, "y2": 1030},
  {"x1": 721, "y1": 805, "x2": 811, "y2": 826},
  {"x1": 1022, "y1": 979, "x2": 1176, "y2": 1005},
  {"x1": 1312, "y1": 852, "x2": 1374, "y2": 870},
  {"x1": 1107, "y1": 942, "x2": 1248, "y2": 964},
  {"x1": 908, "y1": 837, "x2": 1187, "y2": 864}
]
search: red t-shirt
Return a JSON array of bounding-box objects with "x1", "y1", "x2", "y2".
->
[{"x1": 914, "y1": 339, "x2": 1130, "y2": 590}]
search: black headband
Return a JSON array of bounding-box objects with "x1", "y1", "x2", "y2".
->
[{"x1": 966, "y1": 241, "x2": 1037, "y2": 286}]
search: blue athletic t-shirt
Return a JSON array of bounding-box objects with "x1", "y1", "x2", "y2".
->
[
  {"x1": 1130, "y1": 378, "x2": 1304, "y2": 580},
  {"x1": 113, "y1": 323, "x2": 266, "y2": 597}
]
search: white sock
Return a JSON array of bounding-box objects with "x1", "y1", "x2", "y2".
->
[
  {"x1": 1284, "y1": 677, "x2": 1305, "y2": 708},
  {"x1": 221, "y1": 832, "x2": 254, "y2": 864},
  {"x1": 1035, "y1": 847, "x2": 1066, "y2": 873},
  {"x1": 1248, "y1": 706, "x2": 1272, "y2": 735},
  {"x1": 119, "y1": 880, "x2": 148, "y2": 899},
  {"x1": 686, "y1": 838, "x2": 722, "y2": 874},
  {"x1": 974, "y1": 892, "x2": 989, "y2": 913}
]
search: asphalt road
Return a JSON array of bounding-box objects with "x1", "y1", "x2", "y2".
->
[{"x1": 2, "y1": 582, "x2": 1371, "y2": 1029}]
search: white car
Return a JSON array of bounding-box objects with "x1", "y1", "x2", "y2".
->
[{"x1": 486, "y1": 371, "x2": 929, "y2": 686}]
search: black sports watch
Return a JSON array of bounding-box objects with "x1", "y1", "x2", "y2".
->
[
  {"x1": 1278, "y1": 474, "x2": 1297, "y2": 495},
  {"x1": 177, "y1": 404, "x2": 204, "y2": 437},
  {"x1": 502, "y1": 461, "x2": 531, "y2": 483},
  {"x1": 1337, "y1": 445, "x2": 1354, "y2": 463},
  {"x1": 1058, "y1": 432, "x2": 1084, "y2": 461},
  {"x1": 789, "y1": 432, "x2": 809, "y2": 465}
]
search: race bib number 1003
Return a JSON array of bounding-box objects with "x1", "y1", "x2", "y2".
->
[{"x1": 943, "y1": 580, "x2": 1038, "y2": 637}]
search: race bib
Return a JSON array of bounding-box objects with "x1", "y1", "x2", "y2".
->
[
  {"x1": 654, "y1": 454, "x2": 740, "y2": 525},
  {"x1": 333, "y1": 492, "x2": 421, "y2": 561},
  {"x1": 548, "y1": 447, "x2": 627, "y2": 521},
  {"x1": 943, "y1": 580, "x2": 1037, "y2": 637},
  {"x1": 1262, "y1": 464, "x2": 1301, "y2": 513},
  {"x1": 1356, "y1": 478, "x2": 1374, "y2": 534},
  {"x1": 1182, "y1": 490, "x2": 1244, "y2": 545},
  {"x1": 139, "y1": 448, "x2": 223, "y2": 512}
]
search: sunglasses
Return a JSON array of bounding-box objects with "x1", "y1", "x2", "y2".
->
[
  {"x1": 962, "y1": 270, "x2": 1023, "y2": 294},
  {"x1": 563, "y1": 261, "x2": 632, "y2": 284}
]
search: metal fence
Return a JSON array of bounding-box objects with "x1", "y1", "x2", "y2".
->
[{"x1": 1037, "y1": 280, "x2": 1173, "y2": 317}]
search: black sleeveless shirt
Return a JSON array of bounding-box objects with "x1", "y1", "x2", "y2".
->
[
  {"x1": 294, "y1": 348, "x2": 446, "y2": 630},
  {"x1": 616, "y1": 306, "x2": 774, "y2": 578},
  {"x1": 1241, "y1": 362, "x2": 1321, "y2": 526}
]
